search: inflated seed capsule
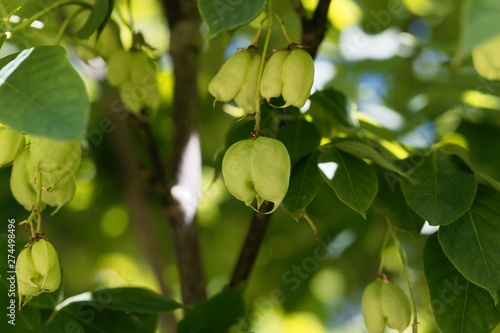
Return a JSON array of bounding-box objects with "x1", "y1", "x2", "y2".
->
[
  {"x1": 16, "y1": 246, "x2": 43, "y2": 308},
  {"x1": 362, "y1": 278, "x2": 411, "y2": 333},
  {"x1": 234, "y1": 52, "x2": 262, "y2": 114},
  {"x1": 10, "y1": 148, "x2": 38, "y2": 211},
  {"x1": 0, "y1": 126, "x2": 25, "y2": 168},
  {"x1": 380, "y1": 279, "x2": 411, "y2": 332},
  {"x1": 107, "y1": 49, "x2": 132, "y2": 87},
  {"x1": 222, "y1": 137, "x2": 290, "y2": 213},
  {"x1": 209, "y1": 50, "x2": 253, "y2": 103},
  {"x1": 31, "y1": 239, "x2": 61, "y2": 294},
  {"x1": 260, "y1": 50, "x2": 290, "y2": 103},
  {"x1": 41, "y1": 175, "x2": 77, "y2": 213},
  {"x1": 282, "y1": 49, "x2": 315, "y2": 108},
  {"x1": 29, "y1": 136, "x2": 81, "y2": 189}
]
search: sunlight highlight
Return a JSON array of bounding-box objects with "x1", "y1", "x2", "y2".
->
[{"x1": 318, "y1": 162, "x2": 338, "y2": 180}]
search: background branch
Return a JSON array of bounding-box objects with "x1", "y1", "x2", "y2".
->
[
  {"x1": 229, "y1": 203, "x2": 272, "y2": 288},
  {"x1": 107, "y1": 108, "x2": 177, "y2": 332},
  {"x1": 159, "y1": 0, "x2": 207, "y2": 307},
  {"x1": 296, "y1": 0, "x2": 332, "y2": 57}
]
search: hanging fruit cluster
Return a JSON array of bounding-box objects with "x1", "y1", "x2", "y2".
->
[
  {"x1": 260, "y1": 48, "x2": 314, "y2": 108},
  {"x1": 207, "y1": 14, "x2": 314, "y2": 213},
  {"x1": 362, "y1": 276, "x2": 412, "y2": 333},
  {"x1": 107, "y1": 48, "x2": 161, "y2": 116},
  {"x1": 10, "y1": 135, "x2": 81, "y2": 213},
  {"x1": 1, "y1": 123, "x2": 81, "y2": 308}
]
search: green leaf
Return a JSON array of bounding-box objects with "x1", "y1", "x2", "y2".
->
[
  {"x1": 334, "y1": 140, "x2": 409, "y2": 179},
  {"x1": 310, "y1": 89, "x2": 354, "y2": 128},
  {"x1": 0, "y1": 46, "x2": 89, "y2": 140},
  {"x1": 177, "y1": 287, "x2": 245, "y2": 333},
  {"x1": 439, "y1": 143, "x2": 500, "y2": 192},
  {"x1": 44, "y1": 306, "x2": 157, "y2": 333},
  {"x1": 282, "y1": 150, "x2": 323, "y2": 220},
  {"x1": 0, "y1": 304, "x2": 42, "y2": 332},
  {"x1": 85, "y1": 287, "x2": 183, "y2": 313},
  {"x1": 424, "y1": 233, "x2": 500, "y2": 333},
  {"x1": 318, "y1": 146, "x2": 378, "y2": 218},
  {"x1": 76, "y1": 0, "x2": 115, "y2": 39},
  {"x1": 198, "y1": 0, "x2": 267, "y2": 40},
  {"x1": 456, "y1": 0, "x2": 500, "y2": 61},
  {"x1": 372, "y1": 168, "x2": 424, "y2": 238},
  {"x1": 400, "y1": 149, "x2": 477, "y2": 226},
  {"x1": 43, "y1": 288, "x2": 181, "y2": 333},
  {"x1": 277, "y1": 119, "x2": 321, "y2": 164},
  {"x1": 439, "y1": 185, "x2": 500, "y2": 303}
]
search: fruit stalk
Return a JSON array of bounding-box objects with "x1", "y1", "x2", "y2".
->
[
  {"x1": 387, "y1": 219, "x2": 418, "y2": 333},
  {"x1": 254, "y1": 1, "x2": 273, "y2": 132}
]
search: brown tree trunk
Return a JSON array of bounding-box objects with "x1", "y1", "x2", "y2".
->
[{"x1": 161, "y1": 0, "x2": 207, "y2": 306}]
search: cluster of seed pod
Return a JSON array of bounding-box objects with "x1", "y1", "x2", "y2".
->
[
  {"x1": 208, "y1": 45, "x2": 314, "y2": 113},
  {"x1": 107, "y1": 49, "x2": 161, "y2": 115},
  {"x1": 16, "y1": 238, "x2": 61, "y2": 308},
  {"x1": 9, "y1": 136, "x2": 81, "y2": 213},
  {"x1": 362, "y1": 277, "x2": 412, "y2": 333},
  {"x1": 260, "y1": 47, "x2": 314, "y2": 108},
  {"x1": 208, "y1": 47, "x2": 262, "y2": 115}
]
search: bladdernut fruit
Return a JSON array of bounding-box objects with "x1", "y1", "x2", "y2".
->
[
  {"x1": 362, "y1": 278, "x2": 411, "y2": 333},
  {"x1": 222, "y1": 137, "x2": 291, "y2": 213}
]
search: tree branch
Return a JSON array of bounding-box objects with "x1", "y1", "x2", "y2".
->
[
  {"x1": 107, "y1": 108, "x2": 177, "y2": 332},
  {"x1": 296, "y1": 0, "x2": 332, "y2": 58},
  {"x1": 229, "y1": 203, "x2": 272, "y2": 288}
]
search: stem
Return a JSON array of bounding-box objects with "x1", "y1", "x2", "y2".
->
[
  {"x1": 251, "y1": 13, "x2": 271, "y2": 46},
  {"x1": 300, "y1": 212, "x2": 319, "y2": 244},
  {"x1": 387, "y1": 220, "x2": 419, "y2": 333},
  {"x1": 274, "y1": 14, "x2": 293, "y2": 44},
  {"x1": 254, "y1": 2, "x2": 273, "y2": 132},
  {"x1": 10, "y1": 1, "x2": 90, "y2": 34},
  {"x1": 376, "y1": 228, "x2": 390, "y2": 276},
  {"x1": 0, "y1": 2, "x2": 11, "y2": 31},
  {"x1": 55, "y1": 7, "x2": 85, "y2": 45},
  {"x1": 36, "y1": 213, "x2": 43, "y2": 234}
]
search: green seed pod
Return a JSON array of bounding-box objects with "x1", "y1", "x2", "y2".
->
[
  {"x1": 209, "y1": 50, "x2": 253, "y2": 103},
  {"x1": 381, "y1": 279, "x2": 411, "y2": 332},
  {"x1": 30, "y1": 136, "x2": 81, "y2": 189},
  {"x1": 120, "y1": 81, "x2": 144, "y2": 114},
  {"x1": 234, "y1": 52, "x2": 262, "y2": 114},
  {"x1": 107, "y1": 49, "x2": 132, "y2": 87},
  {"x1": 260, "y1": 50, "x2": 290, "y2": 103},
  {"x1": 362, "y1": 278, "x2": 411, "y2": 333},
  {"x1": 0, "y1": 126, "x2": 25, "y2": 168},
  {"x1": 282, "y1": 49, "x2": 315, "y2": 108},
  {"x1": 16, "y1": 246, "x2": 43, "y2": 308},
  {"x1": 222, "y1": 137, "x2": 290, "y2": 213},
  {"x1": 10, "y1": 148, "x2": 38, "y2": 211},
  {"x1": 31, "y1": 239, "x2": 61, "y2": 294},
  {"x1": 42, "y1": 175, "x2": 76, "y2": 214},
  {"x1": 362, "y1": 279, "x2": 386, "y2": 333}
]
